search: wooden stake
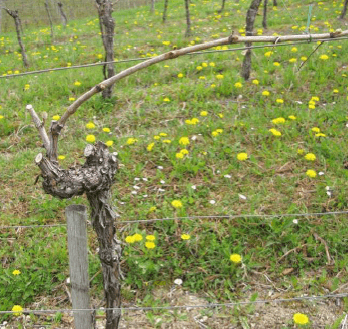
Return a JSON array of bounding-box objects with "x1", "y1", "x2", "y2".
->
[{"x1": 66, "y1": 205, "x2": 93, "y2": 329}]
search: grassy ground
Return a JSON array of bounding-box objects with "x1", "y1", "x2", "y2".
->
[{"x1": 1, "y1": 0, "x2": 348, "y2": 327}]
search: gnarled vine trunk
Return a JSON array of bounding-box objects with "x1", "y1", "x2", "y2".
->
[{"x1": 28, "y1": 105, "x2": 122, "y2": 329}]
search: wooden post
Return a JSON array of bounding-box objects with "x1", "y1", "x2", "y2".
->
[
  {"x1": 66, "y1": 204, "x2": 93, "y2": 329},
  {"x1": 162, "y1": 0, "x2": 169, "y2": 22},
  {"x1": 184, "y1": 0, "x2": 191, "y2": 37},
  {"x1": 262, "y1": 0, "x2": 268, "y2": 29},
  {"x1": 57, "y1": 1, "x2": 68, "y2": 27},
  {"x1": 44, "y1": 0, "x2": 54, "y2": 41},
  {"x1": 340, "y1": 0, "x2": 348, "y2": 19}
]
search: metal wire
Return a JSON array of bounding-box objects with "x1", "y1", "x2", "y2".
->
[
  {"x1": 0, "y1": 292, "x2": 347, "y2": 314},
  {"x1": 1, "y1": 36, "x2": 347, "y2": 79},
  {"x1": 1, "y1": 210, "x2": 348, "y2": 230}
]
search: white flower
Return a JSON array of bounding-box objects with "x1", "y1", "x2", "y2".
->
[
  {"x1": 157, "y1": 166, "x2": 163, "y2": 170},
  {"x1": 131, "y1": 191, "x2": 137, "y2": 195},
  {"x1": 238, "y1": 194, "x2": 247, "y2": 200},
  {"x1": 191, "y1": 135, "x2": 198, "y2": 141},
  {"x1": 158, "y1": 188, "x2": 165, "y2": 192},
  {"x1": 292, "y1": 219, "x2": 298, "y2": 224},
  {"x1": 209, "y1": 200, "x2": 216, "y2": 204},
  {"x1": 319, "y1": 171, "x2": 325, "y2": 176},
  {"x1": 133, "y1": 185, "x2": 140, "y2": 190},
  {"x1": 191, "y1": 185, "x2": 197, "y2": 190},
  {"x1": 224, "y1": 174, "x2": 232, "y2": 178},
  {"x1": 142, "y1": 178, "x2": 148, "y2": 181},
  {"x1": 66, "y1": 277, "x2": 70, "y2": 284},
  {"x1": 325, "y1": 186, "x2": 330, "y2": 191},
  {"x1": 174, "y1": 278, "x2": 183, "y2": 285},
  {"x1": 160, "y1": 180, "x2": 165, "y2": 184},
  {"x1": 134, "y1": 177, "x2": 140, "y2": 181}
]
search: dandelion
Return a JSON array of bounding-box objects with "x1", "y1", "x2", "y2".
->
[
  {"x1": 291, "y1": 47, "x2": 298, "y2": 52},
  {"x1": 199, "y1": 76, "x2": 206, "y2": 80},
  {"x1": 306, "y1": 169, "x2": 317, "y2": 178},
  {"x1": 196, "y1": 66, "x2": 203, "y2": 71},
  {"x1": 125, "y1": 235, "x2": 136, "y2": 243},
  {"x1": 163, "y1": 97, "x2": 170, "y2": 102},
  {"x1": 202, "y1": 62, "x2": 208, "y2": 67},
  {"x1": 159, "y1": 132, "x2": 167, "y2": 137},
  {"x1": 230, "y1": 254, "x2": 242, "y2": 263},
  {"x1": 154, "y1": 135, "x2": 160, "y2": 140},
  {"x1": 86, "y1": 135, "x2": 96, "y2": 143},
  {"x1": 149, "y1": 206, "x2": 157, "y2": 212},
  {"x1": 269, "y1": 128, "x2": 281, "y2": 136},
  {"x1": 212, "y1": 131, "x2": 219, "y2": 137},
  {"x1": 97, "y1": 53, "x2": 103, "y2": 59},
  {"x1": 181, "y1": 234, "x2": 191, "y2": 240},
  {"x1": 24, "y1": 84, "x2": 30, "y2": 90},
  {"x1": 273, "y1": 62, "x2": 281, "y2": 67},
  {"x1": 301, "y1": 56, "x2": 308, "y2": 61},
  {"x1": 11, "y1": 305, "x2": 23, "y2": 316},
  {"x1": 311, "y1": 96, "x2": 319, "y2": 102},
  {"x1": 262, "y1": 90, "x2": 270, "y2": 96},
  {"x1": 162, "y1": 40, "x2": 171, "y2": 46},
  {"x1": 304, "y1": 153, "x2": 316, "y2": 161},
  {"x1": 74, "y1": 81, "x2": 81, "y2": 86},
  {"x1": 106, "y1": 141, "x2": 113, "y2": 147},
  {"x1": 171, "y1": 200, "x2": 183, "y2": 208},
  {"x1": 69, "y1": 97, "x2": 76, "y2": 101},
  {"x1": 264, "y1": 51, "x2": 273, "y2": 57},
  {"x1": 308, "y1": 104, "x2": 315, "y2": 109},
  {"x1": 311, "y1": 127, "x2": 320, "y2": 133},
  {"x1": 234, "y1": 82, "x2": 243, "y2": 88},
  {"x1": 293, "y1": 313, "x2": 309, "y2": 325},
  {"x1": 86, "y1": 122, "x2": 96, "y2": 129},
  {"x1": 288, "y1": 115, "x2": 296, "y2": 120},
  {"x1": 276, "y1": 99, "x2": 284, "y2": 104},
  {"x1": 216, "y1": 129, "x2": 223, "y2": 133},
  {"x1": 320, "y1": 54, "x2": 329, "y2": 60},
  {"x1": 162, "y1": 139, "x2": 171, "y2": 143},
  {"x1": 147, "y1": 142, "x2": 154, "y2": 151},
  {"x1": 103, "y1": 127, "x2": 111, "y2": 133},
  {"x1": 179, "y1": 137, "x2": 190, "y2": 146},
  {"x1": 58, "y1": 155, "x2": 66, "y2": 160},
  {"x1": 289, "y1": 58, "x2": 297, "y2": 63},
  {"x1": 133, "y1": 233, "x2": 143, "y2": 242},
  {"x1": 12, "y1": 270, "x2": 21, "y2": 276},
  {"x1": 272, "y1": 117, "x2": 285, "y2": 124},
  {"x1": 209, "y1": 62, "x2": 216, "y2": 67},
  {"x1": 333, "y1": 89, "x2": 339, "y2": 93},
  {"x1": 218, "y1": 113, "x2": 224, "y2": 118},
  {"x1": 237, "y1": 152, "x2": 248, "y2": 161},
  {"x1": 297, "y1": 149, "x2": 304, "y2": 155},
  {"x1": 315, "y1": 133, "x2": 326, "y2": 137},
  {"x1": 180, "y1": 149, "x2": 189, "y2": 155},
  {"x1": 252, "y1": 79, "x2": 259, "y2": 85},
  {"x1": 216, "y1": 74, "x2": 224, "y2": 79},
  {"x1": 146, "y1": 235, "x2": 156, "y2": 241},
  {"x1": 177, "y1": 73, "x2": 184, "y2": 78},
  {"x1": 210, "y1": 84, "x2": 216, "y2": 88},
  {"x1": 200, "y1": 111, "x2": 208, "y2": 116},
  {"x1": 127, "y1": 137, "x2": 138, "y2": 145},
  {"x1": 176, "y1": 152, "x2": 184, "y2": 159},
  {"x1": 52, "y1": 115, "x2": 60, "y2": 120},
  {"x1": 145, "y1": 241, "x2": 156, "y2": 249}
]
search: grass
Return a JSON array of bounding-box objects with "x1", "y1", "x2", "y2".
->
[{"x1": 1, "y1": 0, "x2": 348, "y2": 327}]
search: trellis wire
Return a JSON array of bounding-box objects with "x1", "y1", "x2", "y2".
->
[
  {"x1": 1, "y1": 36, "x2": 347, "y2": 79},
  {"x1": 0, "y1": 292, "x2": 347, "y2": 315},
  {"x1": 1, "y1": 210, "x2": 348, "y2": 230}
]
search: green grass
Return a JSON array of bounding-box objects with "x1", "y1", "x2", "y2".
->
[{"x1": 1, "y1": 0, "x2": 348, "y2": 327}]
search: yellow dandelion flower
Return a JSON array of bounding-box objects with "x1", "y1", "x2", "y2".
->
[
  {"x1": 230, "y1": 254, "x2": 242, "y2": 263},
  {"x1": 291, "y1": 47, "x2": 298, "y2": 53},
  {"x1": 218, "y1": 113, "x2": 224, "y2": 118},
  {"x1": 289, "y1": 58, "x2": 297, "y2": 63},
  {"x1": 177, "y1": 73, "x2": 184, "y2": 78},
  {"x1": 74, "y1": 81, "x2": 81, "y2": 86},
  {"x1": 149, "y1": 206, "x2": 157, "y2": 212},
  {"x1": 269, "y1": 128, "x2": 281, "y2": 136},
  {"x1": 276, "y1": 99, "x2": 284, "y2": 104},
  {"x1": 154, "y1": 135, "x2": 160, "y2": 140},
  {"x1": 12, "y1": 270, "x2": 21, "y2": 276},
  {"x1": 272, "y1": 117, "x2": 285, "y2": 124},
  {"x1": 234, "y1": 82, "x2": 243, "y2": 88},
  {"x1": 209, "y1": 62, "x2": 215, "y2": 67},
  {"x1": 69, "y1": 97, "x2": 76, "y2": 101},
  {"x1": 304, "y1": 153, "x2": 316, "y2": 161},
  {"x1": 273, "y1": 62, "x2": 281, "y2": 67},
  {"x1": 216, "y1": 74, "x2": 224, "y2": 79},
  {"x1": 311, "y1": 127, "x2": 320, "y2": 133},
  {"x1": 86, "y1": 122, "x2": 96, "y2": 129},
  {"x1": 147, "y1": 142, "x2": 155, "y2": 151},
  {"x1": 162, "y1": 40, "x2": 171, "y2": 46},
  {"x1": 103, "y1": 127, "x2": 111, "y2": 133},
  {"x1": 163, "y1": 97, "x2": 170, "y2": 102},
  {"x1": 320, "y1": 54, "x2": 329, "y2": 60},
  {"x1": 133, "y1": 233, "x2": 143, "y2": 242},
  {"x1": 293, "y1": 313, "x2": 309, "y2": 325},
  {"x1": 145, "y1": 241, "x2": 156, "y2": 249},
  {"x1": 306, "y1": 169, "x2": 317, "y2": 178},
  {"x1": 24, "y1": 84, "x2": 30, "y2": 90},
  {"x1": 146, "y1": 235, "x2": 156, "y2": 241},
  {"x1": 196, "y1": 66, "x2": 203, "y2": 71},
  {"x1": 301, "y1": 56, "x2": 308, "y2": 61},
  {"x1": 162, "y1": 139, "x2": 171, "y2": 143},
  {"x1": 127, "y1": 137, "x2": 138, "y2": 145},
  {"x1": 288, "y1": 115, "x2": 296, "y2": 120},
  {"x1": 297, "y1": 149, "x2": 304, "y2": 155},
  {"x1": 11, "y1": 305, "x2": 23, "y2": 316},
  {"x1": 180, "y1": 149, "x2": 189, "y2": 155},
  {"x1": 52, "y1": 115, "x2": 60, "y2": 120},
  {"x1": 106, "y1": 140, "x2": 113, "y2": 147},
  {"x1": 262, "y1": 90, "x2": 270, "y2": 96},
  {"x1": 252, "y1": 79, "x2": 259, "y2": 85},
  {"x1": 125, "y1": 235, "x2": 136, "y2": 243},
  {"x1": 237, "y1": 152, "x2": 248, "y2": 161},
  {"x1": 97, "y1": 54, "x2": 103, "y2": 59},
  {"x1": 179, "y1": 137, "x2": 190, "y2": 146},
  {"x1": 212, "y1": 131, "x2": 219, "y2": 137},
  {"x1": 264, "y1": 51, "x2": 273, "y2": 57},
  {"x1": 200, "y1": 111, "x2": 208, "y2": 116},
  {"x1": 176, "y1": 152, "x2": 184, "y2": 159},
  {"x1": 315, "y1": 133, "x2": 326, "y2": 137},
  {"x1": 181, "y1": 234, "x2": 191, "y2": 240},
  {"x1": 86, "y1": 135, "x2": 96, "y2": 143},
  {"x1": 58, "y1": 155, "x2": 66, "y2": 160},
  {"x1": 159, "y1": 132, "x2": 167, "y2": 137},
  {"x1": 171, "y1": 200, "x2": 183, "y2": 208},
  {"x1": 311, "y1": 96, "x2": 319, "y2": 102}
]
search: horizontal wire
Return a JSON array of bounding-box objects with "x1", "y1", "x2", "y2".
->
[
  {"x1": 1, "y1": 210, "x2": 348, "y2": 230},
  {"x1": 1, "y1": 292, "x2": 347, "y2": 314},
  {"x1": 1, "y1": 36, "x2": 347, "y2": 79}
]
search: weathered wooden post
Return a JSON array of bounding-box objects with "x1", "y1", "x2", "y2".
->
[
  {"x1": 262, "y1": 0, "x2": 268, "y2": 29},
  {"x1": 57, "y1": 1, "x2": 68, "y2": 27},
  {"x1": 162, "y1": 0, "x2": 169, "y2": 23},
  {"x1": 184, "y1": 0, "x2": 191, "y2": 37},
  {"x1": 44, "y1": 0, "x2": 54, "y2": 41},
  {"x1": 66, "y1": 205, "x2": 93, "y2": 329}
]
